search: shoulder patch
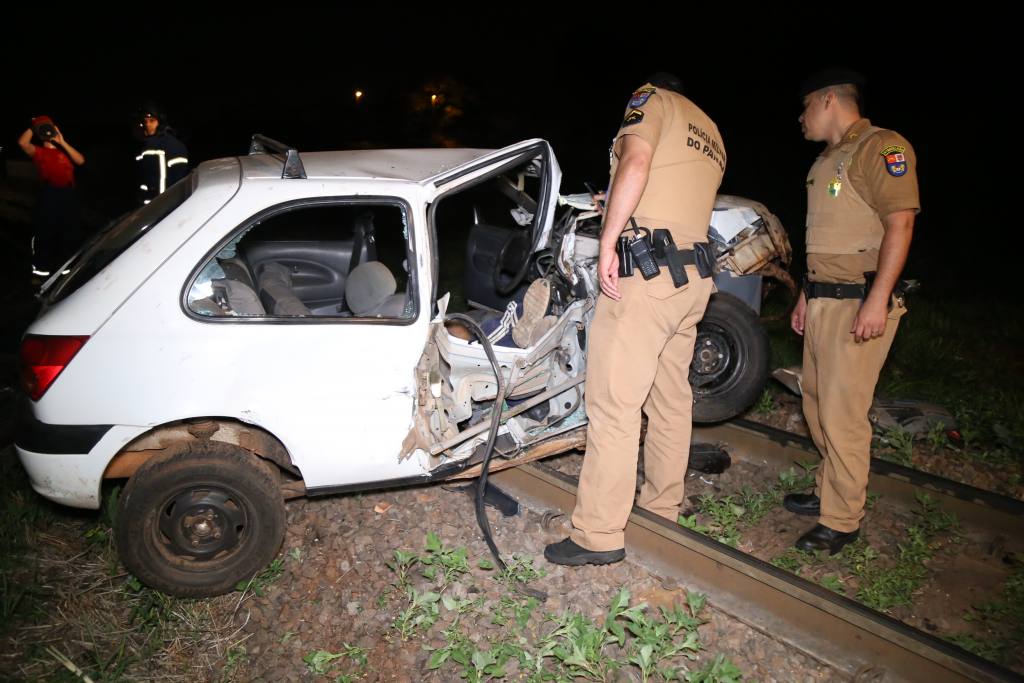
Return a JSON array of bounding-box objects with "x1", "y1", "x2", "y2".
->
[
  {"x1": 622, "y1": 109, "x2": 645, "y2": 127},
  {"x1": 880, "y1": 144, "x2": 908, "y2": 177},
  {"x1": 629, "y1": 87, "x2": 657, "y2": 108}
]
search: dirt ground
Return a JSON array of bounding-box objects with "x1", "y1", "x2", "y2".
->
[{"x1": 2, "y1": 394, "x2": 1021, "y2": 681}]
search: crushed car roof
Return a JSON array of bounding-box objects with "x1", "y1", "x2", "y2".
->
[{"x1": 239, "y1": 148, "x2": 498, "y2": 183}]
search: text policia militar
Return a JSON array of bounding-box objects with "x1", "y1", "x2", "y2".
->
[{"x1": 687, "y1": 122, "x2": 726, "y2": 172}]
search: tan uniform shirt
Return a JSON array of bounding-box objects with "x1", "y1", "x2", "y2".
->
[
  {"x1": 610, "y1": 84, "x2": 726, "y2": 246},
  {"x1": 805, "y1": 119, "x2": 920, "y2": 283}
]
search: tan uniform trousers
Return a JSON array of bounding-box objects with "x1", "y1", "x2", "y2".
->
[
  {"x1": 802, "y1": 296, "x2": 905, "y2": 533},
  {"x1": 571, "y1": 267, "x2": 714, "y2": 551}
]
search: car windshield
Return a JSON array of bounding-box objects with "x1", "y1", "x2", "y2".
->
[{"x1": 45, "y1": 178, "x2": 194, "y2": 304}]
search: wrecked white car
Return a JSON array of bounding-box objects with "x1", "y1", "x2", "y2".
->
[{"x1": 15, "y1": 137, "x2": 789, "y2": 596}]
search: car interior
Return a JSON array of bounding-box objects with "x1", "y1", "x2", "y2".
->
[{"x1": 188, "y1": 202, "x2": 414, "y2": 320}]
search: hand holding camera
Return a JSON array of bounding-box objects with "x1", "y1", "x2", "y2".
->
[
  {"x1": 21, "y1": 116, "x2": 85, "y2": 166},
  {"x1": 36, "y1": 122, "x2": 58, "y2": 142}
]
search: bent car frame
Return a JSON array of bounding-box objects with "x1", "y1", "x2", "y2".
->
[{"x1": 16, "y1": 136, "x2": 789, "y2": 596}]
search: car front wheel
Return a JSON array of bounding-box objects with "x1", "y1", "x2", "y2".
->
[
  {"x1": 115, "y1": 441, "x2": 286, "y2": 598},
  {"x1": 690, "y1": 292, "x2": 770, "y2": 423}
]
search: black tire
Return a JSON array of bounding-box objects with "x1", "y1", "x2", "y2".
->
[
  {"x1": 691, "y1": 292, "x2": 770, "y2": 423},
  {"x1": 115, "y1": 441, "x2": 286, "y2": 598}
]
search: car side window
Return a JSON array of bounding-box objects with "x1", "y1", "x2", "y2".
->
[{"x1": 187, "y1": 201, "x2": 415, "y2": 321}]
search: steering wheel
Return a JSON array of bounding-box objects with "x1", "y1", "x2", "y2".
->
[{"x1": 493, "y1": 232, "x2": 532, "y2": 297}]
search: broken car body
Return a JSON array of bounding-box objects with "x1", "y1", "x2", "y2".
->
[{"x1": 16, "y1": 138, "x2": 790, "y2": 595}]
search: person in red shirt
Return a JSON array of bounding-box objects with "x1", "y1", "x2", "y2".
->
[{"x1": 18, "y1": 116, "x2": 86, "y2": 279}]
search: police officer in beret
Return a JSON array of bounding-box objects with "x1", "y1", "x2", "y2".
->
[
  {"x1": 785, "y1": 68, "x2": 920, "y2": 553},
  {"x1": 545, "y1": 73, "x2": 725, "y2": 566}
]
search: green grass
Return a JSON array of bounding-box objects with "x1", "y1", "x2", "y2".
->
[
  {"x1": 429, "y1": 587, "x2": 718, "y2": 683},
  {"x1": 769, "y1": 494, "x2": 960, "y2": 614},
  {"x1": 880, "y1": 297, "x2": 1023, "y2": 457},
  {"x1": 763, "y1": 292, "x2": 1024, "y2": 468},
  {"x1": 384, "y1": 531, "x2": 747, "y2": 681},
  {"x1": 947, "y1": 555, "x2": 1024, "y2": 666},
  {"x1": 681, "y1": 464, "x2": 816, "y2": 548},
  {"x1": 303, "y1": 644, "x2": 368, "y2": 678},
  {"x1": 0, "y1": 445, "x2": 283, "y2": 681},
  {"x1": 874, "y1": 427, "x2": 915, "y2": 466}
]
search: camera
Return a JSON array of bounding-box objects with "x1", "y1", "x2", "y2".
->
[{"x1": 34, "y1": 122, "x2": 57, "y2": 142}]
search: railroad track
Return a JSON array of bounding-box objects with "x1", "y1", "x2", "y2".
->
[{"x1": 490, "y1": 419, "x2": 1024, "y2": 683}]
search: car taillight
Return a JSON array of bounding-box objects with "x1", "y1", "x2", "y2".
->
[{"x1": 20, "y1": 335, "x2": 89, "y2": 401}]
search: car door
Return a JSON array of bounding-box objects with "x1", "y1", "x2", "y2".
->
[
  {"x1": 402, "y1": 139, "x2": 563, "y2": 471},
  {"x1": 426, "y1": 139, "x2": 561, "y2": 313}
]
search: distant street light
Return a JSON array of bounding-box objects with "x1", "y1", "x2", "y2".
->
[
  {"x1": 430, "y1": 94, "x2": 438, "y2": 107},
  {"x1": 354, "y1": 90, "x2": 363, "y2": 103}
]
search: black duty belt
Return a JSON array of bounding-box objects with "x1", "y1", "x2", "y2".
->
[
  {"x1": 618, "y1": 222, "x2": 715, "y2": 287},
  {"x1": 804, "y1": 281, "x2": 866, "y2": 300},
  {"x1": 654, "y1": 248, "x2": 702, "y2": 268}
]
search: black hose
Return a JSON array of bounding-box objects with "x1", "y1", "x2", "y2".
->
[{"x1": 444, "y1": 312, "x2": 547, "y2": 601}]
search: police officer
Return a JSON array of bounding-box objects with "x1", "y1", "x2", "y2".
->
[
  {"x1": 784, "y1": 69, "x2": 920, "y2": 554},
  {"x1": 136, "y1": 102, "x2": 188, "y2": 204},
  {"x1": 545, "y1": 73, "x2": 726, "y2": 565}
]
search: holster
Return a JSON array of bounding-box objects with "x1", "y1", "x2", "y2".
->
[{"x1": 653, "y1": 229, "x2": 688, "y2": 288}]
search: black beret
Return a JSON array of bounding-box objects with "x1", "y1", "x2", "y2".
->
[{"x1": 798, "y1": 68, "x2": 866, "y2": 97}]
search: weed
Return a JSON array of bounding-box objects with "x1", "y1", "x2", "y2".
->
[
  {"x1": 686, "y1": 653, "x2": 745, "y2": 682},
  {"x1": 496, "y1": 554, "x2": 546, "y2": 587},
  {"x1": 686, "y1": 466, "x2": 815, "y2": 548},
  {"x1": 842, "y1": 494, "x2": 958, "y2": 611},
  {"x1": 820, "y1": 575, "x2": 846, "y2": 595},
  {"x1": 234, "y1": 557, "x2": 284, "y2": 596},
  {"x1": 428, "y1": 582, "x2": 739, "y2": 682},
  {"x1": 303, "y1": 644, "x2": 368, "y2": 678},
  {"x1": 421, "y1": 531, "x2": 470, "y2": 589},
  {"x1": 948, "y1": 561, "x2": 1024, "y2": 665},
  {"x1": 491, "y1": 595, "x2": 539, "y2": 629},
  {"x1": 875, "y1": 427, "x2": 914, "y2": 466},
  {"x1": 427, "y1": 624, "x2": 521, "y2": 682},
  {"x1": 780, "y1": 463, "x2": 817, "y2": 492},
  {"x1": 219, "y1": 644, "x2": 247, "y2": 681},
  {"x1": 393, "y1": 587, "x2": 441, "y2": 639},
  {"x1": 754, "y1": 387, "x2": 775, "y2": 415},
  {"x1": 442, "y1": 594, "x2": 483, "y2": 615},
  {"x1": 925, "y1": 421, "x2": 950, "y2": 452},
  {"x1": 694, "y1": 494, "x2": 743, "y2": 547},
  {"x1": 386, "y1": 549, "x2": 419, "y2": 590},
  {"x1": 770, "y1": 548, "x2": 808, "y2": 573},
  {"x1": 678, "y1": 514, "x2": 710, "y2": 534}
]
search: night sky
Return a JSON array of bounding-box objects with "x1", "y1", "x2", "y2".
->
[{"x1": 4, "y1": 13, "x2": 1000, "y2": 292}]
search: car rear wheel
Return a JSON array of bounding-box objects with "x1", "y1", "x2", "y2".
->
[
  {"x1": 691, "y1": 292, "x2": 770, "y2": 423},
  {"x1": 115, "y1": 441, "x2": 286, "y2": 597}
]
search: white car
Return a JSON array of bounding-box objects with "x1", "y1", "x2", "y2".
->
[{"x1": 16, "y1": 136, "x2": 789, "y2": 596}]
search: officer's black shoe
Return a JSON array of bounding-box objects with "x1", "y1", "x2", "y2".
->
[
  {"x1": 783, "y1": 492, "x2": 821, "y2": 516},
  {"x1": 795, "y1": 524, "x2": 859, "y2": 555},
  {"x1": 544, "y1": 538, "x2": 625, "y2": 566}
]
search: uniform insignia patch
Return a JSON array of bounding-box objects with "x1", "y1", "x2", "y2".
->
[
  {"x1": 623, "y1": 109, "x2": 645, "y2": 127},
  {"x1": 881, "y1": 145, "x2": 908, "y2": 177},
  {"x1": 629, "y1": 87, "x2": 656, "y2": 108},
  {"x1": 828, "y1": 161, "x2": 844, "y2": 196}
]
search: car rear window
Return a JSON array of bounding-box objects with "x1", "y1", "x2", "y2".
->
[{"x1": 46, "y1": 178, "x2": 194, "y2": 304}]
